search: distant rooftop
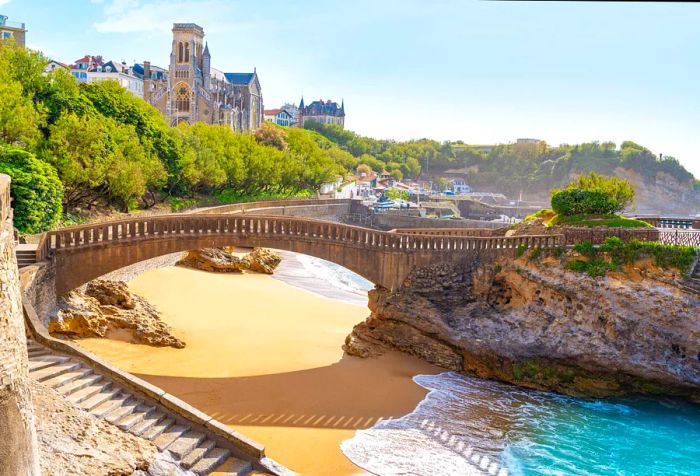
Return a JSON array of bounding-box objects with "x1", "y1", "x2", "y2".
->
[{"x1": 0, "y1": 14, "x2": 26, "y2": 30}]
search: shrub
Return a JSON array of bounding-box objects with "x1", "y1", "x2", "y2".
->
[
  {"x1": 551, "y1": 189, "x2": 618, "y2": 216},
  {"x1": 551, "y1": 172, "x2": 635, "y2": 216},
  {"x1": 0, "y1": 146, "x2": 63, "y2": 233},
  {"x1": 529, "y1": 246, "x2": 541, "y2": 261},
  {"x1": 574, "y1": 240, "x2": 597, "y2": 257},
  {"x1": 516, "y1": 244, "x2": 527, "y2": 257}
]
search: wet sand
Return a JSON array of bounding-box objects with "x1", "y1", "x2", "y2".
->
[{"x1": 77, "y1": 264, "x2": 440, "y2": 475}]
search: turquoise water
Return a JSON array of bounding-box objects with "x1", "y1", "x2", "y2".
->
[
  {"x1": 343, "y1": 372, "x2": 700, "y2": 476},
  {"x1": 295, "y1": 255, "x2": 700, "y2": 476}
]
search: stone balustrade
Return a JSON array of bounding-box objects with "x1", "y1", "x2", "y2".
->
[{"x1": 45, "y1": 214, "x2": 560, "y2": 254}]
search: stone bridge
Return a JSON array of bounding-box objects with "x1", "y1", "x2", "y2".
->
[{"x1": 38, "y1": 213, "x2": 560, "y2": 296}]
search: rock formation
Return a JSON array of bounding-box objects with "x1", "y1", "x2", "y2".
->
[
  {"x1": 49, "y1": 280, "x2": 185, "y2": 348},
  {"x1": 178, "y1": 247, "x2": 282, "y2": 274},
  {"x1": 346, "y1": 252, "x2": 700, "y2": 400}
]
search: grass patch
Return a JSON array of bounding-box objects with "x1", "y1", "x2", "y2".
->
[
  {"x1": 516, "y1": 244, "x2": 527, "y2": 258},
  {"x1": 168, "y1": 196, "x2": 198, "y2": 212},
  {"x1": 523, "y1": 208, "x2": 555, "y2": 223},
  {"x1": 550, "y1": 214, "x2": 653, "y2": 228}
]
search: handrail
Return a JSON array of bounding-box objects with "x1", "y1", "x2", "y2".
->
[{"x1": 43, "y1": 213, "x2": 562, "y2": 255}]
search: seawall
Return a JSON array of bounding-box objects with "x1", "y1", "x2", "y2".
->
[{"x1": 0, "y1": 174, "x2": 40, "y2": 476}]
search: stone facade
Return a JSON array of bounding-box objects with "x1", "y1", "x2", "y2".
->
[
  {"x1": 0, "y1": 174, "x2": 40, "y2": 475},
  {"x1": 143, "y1": 23, "x2": 263, "y2": 132}
]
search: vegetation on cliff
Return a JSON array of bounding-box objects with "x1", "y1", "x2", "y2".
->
[
  {"x1": 522, "y1": 173, "x2": 652, "y2": 229},
  {"x1": 562, "y1": 237, "x2": 697, "y2": 278}
]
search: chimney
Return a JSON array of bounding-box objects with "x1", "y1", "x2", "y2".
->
[{"x1": 143, "y1": 61, "x2": 151, "y2": 103}]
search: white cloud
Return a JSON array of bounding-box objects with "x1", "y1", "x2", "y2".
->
[{"x1": 0, "y1": 0, "x2": 12, "y2": 7}]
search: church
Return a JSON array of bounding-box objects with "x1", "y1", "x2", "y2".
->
[{"x1": 142, "y1": 23, "x2": 263, "y2": 132}]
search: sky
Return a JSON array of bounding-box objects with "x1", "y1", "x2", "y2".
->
[{"x1": 2, "y1": 0, "x2": 699, "y2": 176}]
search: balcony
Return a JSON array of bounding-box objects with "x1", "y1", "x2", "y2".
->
[{"x1": 0, "y1": 16, "x2": 25, "y2": 30}]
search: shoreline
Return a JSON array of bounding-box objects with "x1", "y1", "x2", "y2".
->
[{"x1": 75, "y1": 254, "x2": 441, "y2": 475}]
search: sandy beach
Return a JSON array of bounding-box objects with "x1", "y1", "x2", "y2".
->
[{"x1": 77, "y1": 260, "x2": 440, "y2": 475}]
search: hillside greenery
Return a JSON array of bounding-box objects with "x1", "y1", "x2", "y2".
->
[
  {"x1": 0, "y1": 43, "x2": 351, "y2": 232},
  {"x1": 304, "y1": 122, "x2": 696, "y2": 197}
]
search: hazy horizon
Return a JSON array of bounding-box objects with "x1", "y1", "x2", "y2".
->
[{"x1": 3, "y1": 0, "x2": 699, "y2": 177}]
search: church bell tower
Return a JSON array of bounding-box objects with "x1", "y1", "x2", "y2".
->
[{"x1": 169, "y1": 23, "x2": 205, "y2": 124}]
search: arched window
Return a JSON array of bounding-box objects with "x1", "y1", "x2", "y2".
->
[
  {"x1": 178, "y1": 42, "x2": 183, "y2": 63},
  {"x1": 184, "y1": 42, "x2": 190, "y2": 63},
  {"x1": 176, "y1": 83, "x2": 190, "y2": 112}
]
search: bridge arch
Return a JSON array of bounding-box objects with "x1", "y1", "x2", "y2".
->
[{"x1": 39, "y1": 214, "x2": 560, "y2": 295}]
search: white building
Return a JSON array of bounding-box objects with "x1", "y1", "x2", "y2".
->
[
  {"x1": 263, "y1": 108, "x2": 293, "y2": 127},
  {"x1": 70, "y1": 55, "x2": 144, "y2": 98}
]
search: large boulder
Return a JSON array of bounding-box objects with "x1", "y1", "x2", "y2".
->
[{"x1": 49, "y1": 280, "x2": 185, "y2": 349}]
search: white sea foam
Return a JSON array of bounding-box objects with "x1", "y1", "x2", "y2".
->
[
  {"x1": 296, "y1": 253, "x2": 373, "y2": 295},
  {"x1": 341, "y1": 372, "x2": 515, "y2": 476}
]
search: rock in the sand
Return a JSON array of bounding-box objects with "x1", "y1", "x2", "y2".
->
[
  {"x1": 178, "y1": 247, "x2": 282, "y2": 274},
  {"x1": 247, "y1": 247, "x2": 282, "y2": 274},
  {"x1": 49, "y1": 280, "x2": 185, "y2": 348},
  {"x1": 178, "y1": 247, "x2": 250, "y2": 272}
]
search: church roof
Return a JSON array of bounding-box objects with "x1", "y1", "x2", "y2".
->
[
  {"x1": 210, "y1": 67, "x2": 227, "y2": 82},
  {"x1": 224, "y1": 72, "x2": 255, "y2": 85}
]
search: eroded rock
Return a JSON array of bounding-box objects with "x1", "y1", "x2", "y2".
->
[
  {"x1": 178, "y1": 247, "x2": 282, "y2": 274},
  {"x1": 49, "y1": 280, "x2": 185, "y2": 348},
  {"x1": 345, "y1": 254, "x2": 700, "y2": 401}
]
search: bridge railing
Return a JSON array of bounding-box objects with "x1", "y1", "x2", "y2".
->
[
  {"x1": 195, "y1": 198, "x2": 355, "y2": 215},
  {"x1": 44, "y1": 214, "x2": 562, "y2": 255}
]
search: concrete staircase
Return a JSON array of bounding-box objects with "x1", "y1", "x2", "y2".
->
[
  {"x1": 16, "y1": 243, "x2": 38, "y2": 268},
  {"x1": 685, "y1": 259, "x2": 700, "y2": 294},
  {"x1": 26, "y1": 339, "x2": 257, "y2": 475}
]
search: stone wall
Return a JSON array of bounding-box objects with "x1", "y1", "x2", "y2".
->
[
  {"x1": 0, "y1": 174, "x2": 40, "y2": 475},
  {"x1": 371, "y1": 213, "x2": 505, "y2": 231}
]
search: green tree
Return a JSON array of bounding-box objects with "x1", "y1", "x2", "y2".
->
[
  {"x1": 254, "y1": 122, "x2": 288, "y2": 151},
  {"x1": 0, "y1": 145, "x2": 62, "y2": 233}
]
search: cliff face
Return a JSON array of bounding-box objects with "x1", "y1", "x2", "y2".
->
[
  {"x1": 346, "y1": 255, "x2": 700, "y2": 400},
  {"x1": 615, "y1": 168, "x2": 700, "y2": 215}
]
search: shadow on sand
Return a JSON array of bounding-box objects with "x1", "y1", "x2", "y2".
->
[{"x1": 136, "y1": 352, "x2": 439, "y2": 430}]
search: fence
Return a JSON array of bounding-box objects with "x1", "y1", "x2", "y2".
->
[{"x1": 659, "y1": 230, "x2": 700, "y2": 248}]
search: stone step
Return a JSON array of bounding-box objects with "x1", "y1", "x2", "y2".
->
[
  {"x1": 181, "y1": 439, "x2": 217, "y2": 469},
  {"x1": 167, "y1": 430, "x2": 206, "y2": 459},
  {"x1": 56, "y1": 373, "x2": 103, "y2": 396},
  {"x1": 27, "y1": 348, "x2": 52, "y2": 358},
  {"x1": 70, "y1": 381, "x2": 114, "y2": 406},
  {"x1": 27, "y1": 355, "x2": 71, "y2": 372},
  {"x1": 142, "y1": 417, "x2": 175, "y2": 441},
  {"x1": 66, "y1": 378, "x2": 112, "y2": 405},
  {"x1": 117, "y1": 404, "x2": 156, "y2": 431},
  {"x1": 30, "y1": 360, "x2": 82, "y2": 382},
  {"x1": 104, "y1": 398, "x2": 142, "y2": 424},
  {"x1": 200, "y1": 455, "x2": 250, "y2": 476},
  {"x1": 42, "y1": 367, "x2": 91, "y2": 389},
  {"x1": 153, "y1": 424, "x2": 190, "y2": 452},
  {"x1": 90, "y1": 392, "x2": 133, "y2": 418},
  {"x1": 130, "y1": 411, "x2": 166, "y2": 437}
]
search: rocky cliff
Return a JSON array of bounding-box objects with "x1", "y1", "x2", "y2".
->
[
  {"x1": 178, "y1": 247, "x2": 282, "y2": 274},
  {"x1": 346, "y1": 253, "x2": 700, "y2": 400}
]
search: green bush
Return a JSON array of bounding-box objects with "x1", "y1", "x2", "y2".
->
[
  {"x1": 574, "y1": 240, "x2": 597, "y2": 257},
  {"x1": 0, "y1": 146, "x2": 63, "y2": 233},
  {"x1": 516, "y1": 244, "x2": 527, "y2": 257},
  {"x1": 600, "y1": 237, "x2": 696, "y2": 271},
  {"x1": 551, "y1": 189, "x2": 618, "y2": 216},
  {"x1": 565, "y1": 258, "x2": 613, "y2": 278}
]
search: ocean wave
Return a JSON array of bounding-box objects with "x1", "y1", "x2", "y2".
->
[{"x1": 342, "y1": 372, "x2": 700, "y2": 476}]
